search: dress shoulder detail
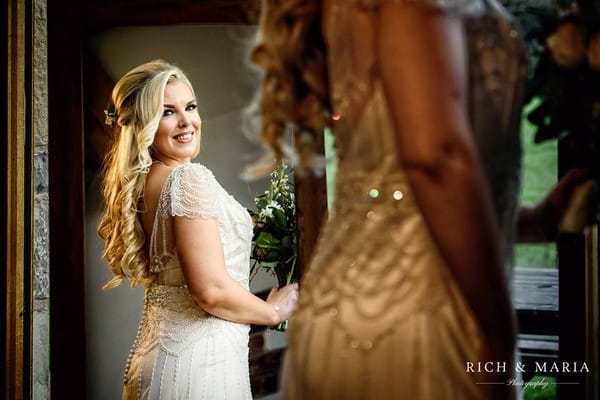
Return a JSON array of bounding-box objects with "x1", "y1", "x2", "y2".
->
[{"x1": 167, "y1": 163, "x2": 218, "y2": 220}]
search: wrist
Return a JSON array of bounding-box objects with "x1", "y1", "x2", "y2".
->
[{"x1": 271, "y1": 304, "x2": 281, "y2": 326}]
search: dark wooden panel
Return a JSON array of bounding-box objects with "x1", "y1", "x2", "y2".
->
[
  {"x1": 293, "y1": 133, "x2": 328, "y2": 276},
  {"x1": 557, "y1": 133, "x2": 592, "y2": 399},
  {"x1": 83, "y1": 0, "x2": 259, "y2": 33},
  {"x1": 48, "y1": 1, "x2": 86, "y2": 398},
  {"x1": 83, "y1": 51, "x2": 115, "y2": 176}
]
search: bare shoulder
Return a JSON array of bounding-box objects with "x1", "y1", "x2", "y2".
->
[
  {"x1": 141, "y1": 163, "x2": 176, "y2": 232},
  {"x1": 145, "y1": 163, "x2": 176, "y2": 200}
]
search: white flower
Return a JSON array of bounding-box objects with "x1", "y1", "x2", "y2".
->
[
  {"x1": 267, "y1": 201, "x2": 283, "y2": 211},
  {"x1": 259, "y1": 207, "x2": 273, "y2": 219},
  {"x1": 259, "y1": 201, "x2": 284, "y2": 219}
]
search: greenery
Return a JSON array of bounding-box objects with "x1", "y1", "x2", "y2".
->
[
  {"x1": 250, "y1": 163, "x2": 298, "y2": 288},
  {"x1": 324, "y1": 127, "x2": 338, "y2": 211},
  {"x1": 523, "y1": 375, "x2": 557, "y2": 400}
]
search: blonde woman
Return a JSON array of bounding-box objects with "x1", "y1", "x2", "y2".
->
[{"x1": 98, "y1": 60, "x2": 298, "y2": 399}]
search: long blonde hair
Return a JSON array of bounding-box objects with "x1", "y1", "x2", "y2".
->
[
  {"x1": 98, "y1": 60, "x2": 194, "y2": 289},
  {"x1": 249, "y1": 0, "x2": 331, "y2": 176}
]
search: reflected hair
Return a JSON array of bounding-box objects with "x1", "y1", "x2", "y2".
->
[
  {"x1": 98, "y1": 59, "x2": 196, "y2": 289},
  {"x1": 247, "y1": 0, "x2": 331, "y2": 178}
]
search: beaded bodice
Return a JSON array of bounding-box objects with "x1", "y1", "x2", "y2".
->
[
  {"x1": 326, "y1": 0, "x2": 526, "y2": 272},
  {"x1": 149, "y1": 163, "x2": 254, "y2": 287}
]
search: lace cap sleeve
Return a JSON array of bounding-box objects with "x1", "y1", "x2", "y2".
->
[
  {"x1": 168, "y1": 163, "x2": 218, "y2": 219},
  {"x1": 355, "y1": 0, "x2": 484, "y2": 14}
]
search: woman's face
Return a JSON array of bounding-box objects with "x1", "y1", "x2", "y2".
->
[{"x1": 152, "y1": 80, "x2": 201, "y2": 166}]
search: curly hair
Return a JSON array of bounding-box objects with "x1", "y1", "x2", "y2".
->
[
  {"x1": 248, "y1": 0, "x2": 331, "y2": 176},
  {"x1": 97, "y1": 60, "x2": 195, "y2": 289}
]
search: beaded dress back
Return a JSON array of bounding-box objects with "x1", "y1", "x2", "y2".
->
[
  {"x1": 281, "y1": 0, "x2": 527, "y2": 398},
  {"x1": 122, "y1": 163, "x2": 254, "y2": 400}
]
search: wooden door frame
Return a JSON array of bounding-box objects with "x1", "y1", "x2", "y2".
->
[
  {"x1": 3, "y1": 0, "x2": 33, "y2": 399},
  {"x1": 48, "y1": 1, "x2": 327, "y2": 398}
]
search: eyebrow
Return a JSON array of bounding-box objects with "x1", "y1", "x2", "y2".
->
[{"x1": 163, "y1": 100, "x2": 197, "y2": 108}]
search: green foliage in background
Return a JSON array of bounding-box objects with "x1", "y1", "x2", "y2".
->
[
  {"x1": 523, "y1": 376, "x2": 557, "y2": 400},
  {"x1": 515, "y1": 99, "x2": 558, "y2": 269}
]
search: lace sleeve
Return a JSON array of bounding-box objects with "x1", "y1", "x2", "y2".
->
[
  {"x1": 169, "y1": 164, "x2": 218, "y2": 220},
  {"x1": 355, "y1": 0, "x2": 484, "y2": 13}
]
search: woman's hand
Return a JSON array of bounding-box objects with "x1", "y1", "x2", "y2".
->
[
  {"x1": 518, "y1": 168, "x2": 597, "y2": 242},
  {"x1": 266, "y1": 283, "x2": 299, "y2": 324}
]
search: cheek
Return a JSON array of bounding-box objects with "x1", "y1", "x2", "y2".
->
[{"x1": 154, "y1": 120, "x2": 172, "y2": 144}]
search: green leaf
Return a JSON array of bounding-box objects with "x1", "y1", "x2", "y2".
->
[
  {"x1": 272, "y1": 208, "x2": 287, "y2": 228},
  {"x1": 257, "y1": 198, "x2": 268, "y2": 209},
  {"x1": 255, "y1": 231, "x2": 281, "y2": 249},
  {"x1": 260, "y1": 261, "x2": 279, "y2": 269},
  {"x1": 281, "y1": 235, "x2": 292, "y2": 248}
]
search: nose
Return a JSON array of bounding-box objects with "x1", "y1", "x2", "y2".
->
[{"x1": 178, "y1": 111, "x2": 190, "y2": 128}]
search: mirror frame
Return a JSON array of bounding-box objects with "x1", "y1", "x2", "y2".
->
[{"x1": 47, "y1": 1, "x2": 327, "y2": 398}]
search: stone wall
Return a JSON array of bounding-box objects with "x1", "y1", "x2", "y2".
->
[{"x1": 32, "y1": 0, "x2": 50, "y2": 397}]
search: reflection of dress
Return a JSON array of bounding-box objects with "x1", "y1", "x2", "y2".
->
[
  {"x1": 122, "y1": 163, "x2": 254, "y2": 400},
  {"x1": 281, "y1": 0, "x2": 527, "y2": 398}
]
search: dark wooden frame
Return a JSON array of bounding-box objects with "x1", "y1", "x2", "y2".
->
[
  {"x1": 48, "y1": 1, "x2": 327, "y2": 398},
  {"x1": 48, "y1": 1, "x2": 86, "y2": 398},
  {"x1": 557, "y1": 134, "x2": 600, "y2": 400}
]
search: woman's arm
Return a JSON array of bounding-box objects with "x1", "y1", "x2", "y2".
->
[
  {"x1": 518, "y1": 169, "x2": 593, "y2": 243},
  {"x1": 175, "y1": 215, "x2": 298, "y2": 326},
  {"x1": 376, "y1": 4, "x2": 515, "y2": 351}
]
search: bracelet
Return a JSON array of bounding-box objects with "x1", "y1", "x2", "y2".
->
[{"x1": 273, "y1": 304, "x2": 281, "y2": 324}]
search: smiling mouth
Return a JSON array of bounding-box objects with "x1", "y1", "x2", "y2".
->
[{"x1": 173, "y1": 131, "x2": 194, "y2": 142}]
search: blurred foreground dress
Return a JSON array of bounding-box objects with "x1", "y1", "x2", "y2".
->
[{"x1": 281, "y1": 0, "x2": 527, "y2": 398}]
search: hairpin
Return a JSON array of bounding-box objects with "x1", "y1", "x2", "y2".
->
[{"x1": 104, "y1": 104, "x2": 117, "y2": 127}]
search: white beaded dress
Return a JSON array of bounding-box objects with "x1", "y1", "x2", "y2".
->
[
  {"x1": 281, "y1": 0, "x2": 527, "y2": 398},
  {"x1": 122, "y1": 163, "x2": 254, "y2": 400}
]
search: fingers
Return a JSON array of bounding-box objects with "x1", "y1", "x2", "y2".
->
[{"x1": 279, "y1": 283, "x2": 299, "y2": 296}]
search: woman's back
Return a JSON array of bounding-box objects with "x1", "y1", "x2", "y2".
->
[{"x1": 281, "y1": 0, "x2": 525, "y2": 398}]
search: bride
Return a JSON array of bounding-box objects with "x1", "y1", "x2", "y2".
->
[{"x1": 97, "y1": 59, "x2": 298, "y2": 400}]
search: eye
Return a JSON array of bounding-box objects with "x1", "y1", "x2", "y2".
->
[
  {"x1": 186, "y1": 104, "x2": 197, "y2": 112},
  {"x1": 162, "y1": 109, "x2": 173, "y2": 117}
]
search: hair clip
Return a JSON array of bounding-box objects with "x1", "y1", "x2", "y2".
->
[{"x1": 104, "y1": 104, "x2": 117, "y2": 127}]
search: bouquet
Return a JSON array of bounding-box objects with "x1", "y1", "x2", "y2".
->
[{"x1": 250, "y1": 163, "x2": 298, "y2": 330}]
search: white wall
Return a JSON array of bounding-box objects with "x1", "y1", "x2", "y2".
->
[{"x1": 85, "y1": 24, "x2": 278, "y2": 400}]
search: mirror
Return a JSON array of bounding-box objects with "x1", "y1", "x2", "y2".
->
[{"x1": 82, "y1": 21, "x2": 287, "y2": 400}]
